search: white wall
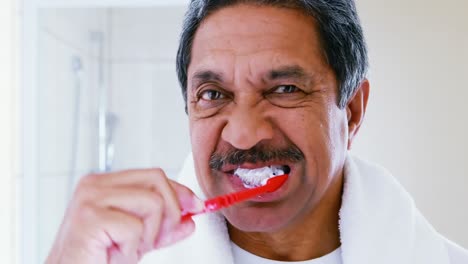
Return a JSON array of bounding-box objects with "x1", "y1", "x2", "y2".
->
[
  {"x1": 37, "y1": 8, "x2": 108, "y2": 262},
  {"x1": 353, "y1": 0, "x2": 468, "y2": 247},
  {"x1": 0, "y1": 0, "x2": 17, "y2": 263},
  {"x1": 35, "y1": 7, "x2": 191, "y2": 262},
  {"x1": 108, "y1": 7, "x2": 190, "y2": 177}
]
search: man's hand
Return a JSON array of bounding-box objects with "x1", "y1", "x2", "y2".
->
[{"x1": 46, "y1": 168, "x2": 203, "y2": 264}]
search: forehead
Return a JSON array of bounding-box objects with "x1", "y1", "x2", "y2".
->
[{"x1": 188, "y1": 4, "x2": 328, "y2": 85}]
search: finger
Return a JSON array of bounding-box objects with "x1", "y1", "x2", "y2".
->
[
  {"x1": 85, "y1": 168, "x2": 170, "y2": 188},
  {"x1": 86, "y1": 169, "x2": 186, "y2": 222},
  {"x1": 108, "y1": 246, "x2": 139, "y2": 264},
  {"x1": 94, "y1": 187, "x2": 164, "y2": 218},
  {"x1": 147, "y1": 170, "x2": 182, "y2": 224},
  {"x1": 154, "y1": 217, "x2": 196, "y2": 249},
  {"x1": 170, "y1": 181, "x2": 205, "y2": 214},
  {"x1": 83, "y1": 169, "x2": 203, "y2": 209},
  {"x1": 92, "y1": 187, "x2": 165, "y2": 254},
  {"x1": 83, "y1": 206, "x2": 144, "y2": 260},
  {"x1": 93, "y1": 187, "x2": 197, "y2": 253}
]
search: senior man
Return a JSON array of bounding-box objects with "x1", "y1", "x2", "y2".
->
[{"x1": 47, "y1": 0, "x2": 468, "y2": 263}]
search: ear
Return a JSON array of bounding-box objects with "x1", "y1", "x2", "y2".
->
[{"x1": 346, "y1": 79, "x2": 370, "y2": 150}]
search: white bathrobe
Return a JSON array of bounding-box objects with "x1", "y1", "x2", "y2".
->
[{"x1": 140, "y1": 154, "x2": 468, "y2": 264}]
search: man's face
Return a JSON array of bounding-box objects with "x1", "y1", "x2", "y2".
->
[{"x1": 187, "y1": 4, "x2": 350, "y2": 232}]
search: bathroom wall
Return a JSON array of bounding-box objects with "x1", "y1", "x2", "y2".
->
[
  {"x1": 37, "y1": 8, "x2": 108, "y2": 261},
  {"x1": 36, "y1": 7, "x2": 190, "y2": 262},
  {"x1": 107, "y1": 7, "x2": 190, "y2": 177},
  {"x1": 353, "y1": 0, "x2": 468, "y2": 247},
  {"x1": 0, "y1": 0, "x2": 17, "y2": 262}
]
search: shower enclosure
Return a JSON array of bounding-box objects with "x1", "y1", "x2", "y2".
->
[{"x1": 22, "y1": 1, "x2": 190, "y2": 263}]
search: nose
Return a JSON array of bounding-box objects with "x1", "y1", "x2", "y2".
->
[{"x1": 221, "y1": 106, "x2": 274, "y2": 150}]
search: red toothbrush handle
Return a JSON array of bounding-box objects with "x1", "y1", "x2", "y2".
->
[
  {"x1": 181, "y1": 174, "x2": 288, "y2": 221},
  {"x1": 180, "y1": 189, "x2": 263, "y2": 222},
  {"x1": 204, "y1": 184, "x2": 269, "y2": 212}
]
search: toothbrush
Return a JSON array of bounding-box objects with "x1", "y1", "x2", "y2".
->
[{"x1": 181, "y1": 174, "x2": 288, "y2": 221}]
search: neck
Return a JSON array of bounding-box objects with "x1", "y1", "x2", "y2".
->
[{"x1": 228, "y1": 173, "x2": 343, "y2": 261}]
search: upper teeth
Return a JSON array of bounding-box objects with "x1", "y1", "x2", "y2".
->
[{"x1": 234, "y1": 165, "x2": 285, "y2": 189}]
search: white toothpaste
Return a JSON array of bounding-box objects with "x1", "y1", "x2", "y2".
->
[{"x1": 234, "y1": 165, "x2": 285, "y2": 189}]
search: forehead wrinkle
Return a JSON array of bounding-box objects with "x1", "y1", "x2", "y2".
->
[
  {"x1": 230, "y1": 54, "x2": 269, "y2": 93},
  {"x1": 244, "y1": 55, "x2": 260, "y2": 89}
]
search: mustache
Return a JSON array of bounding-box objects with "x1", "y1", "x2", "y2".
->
[{"x1": 209, "y1": 144, "x2": 305, "y2": 170}]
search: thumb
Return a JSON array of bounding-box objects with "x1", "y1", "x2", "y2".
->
[
  {"x1": 153, "y1": 217, "x2": 196, "y2": 249},
  {"x1": 170, "y1": 181, "x2": 205, "y2": 214}
]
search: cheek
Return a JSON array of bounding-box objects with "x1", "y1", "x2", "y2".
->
[
  {"x1": 281, "y1": 105, "x2": 348, "y2": 174},
  {"x1": 190, "y1": 121, "x2": 212, "y2": 167},
  {"x1": 189, "y1": 118, "x2": 224, "y2": 190},
  {"x1": 309, "y1": 107, "x2": 348, "y2": 184}
]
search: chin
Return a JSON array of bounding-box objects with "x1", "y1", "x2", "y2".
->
[{"x1": 224, "y1": 203, "x2": 300, "y2": 233}]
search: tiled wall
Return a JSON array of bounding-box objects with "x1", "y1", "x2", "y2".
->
[
  {"x1": 37, "y1": 7, "x2": 190, "y2": 262},
  {"x1": 37, "y1": 8, "x2": 107, "y2": 262},
  {"x1": 108, "y1": 7, "x2": 190, "y2": 176}
]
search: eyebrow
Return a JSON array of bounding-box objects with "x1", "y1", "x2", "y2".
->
[
  {"x1": 191, "y1": 70, "x2": 224, "y2": 91},
  {"x1": 190, "y1": 65, "x2": 314, "y2": 91},
  {"x1": 267, "y1": 65, "x2": 314, "y2": 83}
]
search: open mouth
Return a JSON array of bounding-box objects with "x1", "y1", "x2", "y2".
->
[{"x1": 232, "y1": 165, "x2": 291, "y2": 189}]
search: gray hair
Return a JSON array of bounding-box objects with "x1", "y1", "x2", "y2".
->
[{"x1": 176, "y1": 0, "x2": 368, "y2": 110}]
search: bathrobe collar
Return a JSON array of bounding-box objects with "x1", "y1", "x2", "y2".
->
[{"x1": 140, "y1": 154, "x2": 451, "y2": 264}]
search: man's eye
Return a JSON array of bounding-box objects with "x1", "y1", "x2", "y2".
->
[
  {"x1": 200, "y1": 90, "x2": 226, "y2": 101},
  {"x1": 273, "y1": 85, "x2": 299, "y2": 94}
]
